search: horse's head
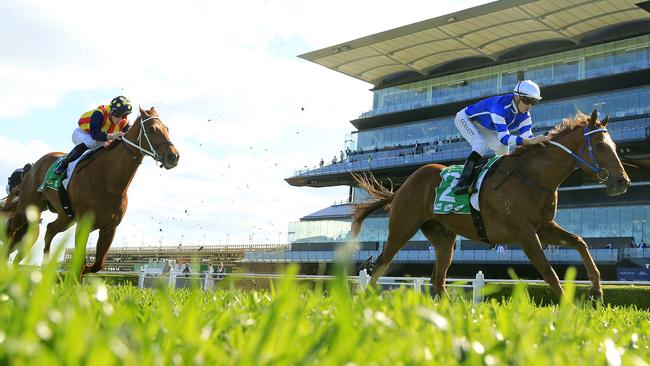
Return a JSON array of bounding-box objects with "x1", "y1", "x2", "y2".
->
[
  {"x1": 573, "y1": 110, "x2": 630, "y2": 196},
  {"x1": 125, "y1": 106, "x2": 180, "y2": 169}
]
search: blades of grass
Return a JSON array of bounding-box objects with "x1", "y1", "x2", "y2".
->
[
  {"x1": 560, "y1": 266, "x2": 577, "y2": 309},
  {"x1": 11, "y1": 205, "x2": 41, "y2": 267},
  {"x1": 65, "y1": 214, "x2": 94, "y2": 285},
  {"x1": 507, "y1": 267, "x2": 528, "y2": 304}
]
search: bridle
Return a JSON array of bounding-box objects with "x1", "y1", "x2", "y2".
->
[
  {"x1": 119, "y1": 115, "x2": 174, "y2": 165},
  {"x1": 548, "y1": 125, "x2": 610, "y2": 183},
  {"x1": 494, "y1": 124, "x2": 610, "y2": 192}
]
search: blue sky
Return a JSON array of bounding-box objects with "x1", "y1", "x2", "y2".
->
[{"x1": 0, "y1": 0, "x2": 490, "y2": 258}]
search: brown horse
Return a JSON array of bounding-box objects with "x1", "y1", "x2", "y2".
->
[
  {"x1": 1, "y1": 106, "x2": 179, "y2": 274},
  {"x1": 352, "y1": 110, "x2": 630, "y2": 301}
]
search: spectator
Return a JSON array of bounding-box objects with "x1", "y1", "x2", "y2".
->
[
  {"x1": 162, "y1": 260, "x2": 172, "y2": 274},
  {"x1": 631, "y1": 239, "x2": 637, "y2": 248},
  {"x1": 319, "y1": 158, "x2": 324, "y2": 167},
  {"x1": 642, "y1": 241, "x2": 648, "y2": 249},
  {"x1": 605, "y1": 243, "x2": 613, "y2": 249},
  {"x1": 216, "y1": 262, "x2": 225, "y2": 279},
  {"x1": 359, "y1": 255, "x2": 375, "y2": 274},
  {"x1": 345, "y1": 147, "x2": 351, "y2": 156},
  {"x1": 182, "y1": 263, "x2": 191, "y2": 277},
  {"x1": 367, "y1": 155, "x2": 372, "y2": 164},
  {"x1": 332, "y1": 155, "x2": 337, "y2": 164},
  {"x1": 496, "y1": 244, "x2": 505, "y2": 259},
  {"x1": 340, "y1": 150, "x2": 344, "y2": 162}
]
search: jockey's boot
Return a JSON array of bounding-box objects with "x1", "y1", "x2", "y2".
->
[
  {"x1": 454, "y1": 151, "x2": 482, "y2": 195},
  {"x1": 54, "y1": 143, "x2": 88, "y2": 176}
]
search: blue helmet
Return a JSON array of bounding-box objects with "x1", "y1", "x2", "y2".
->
[{"x1": 110, "y1": 96, "x2": 132, "y2": 117}]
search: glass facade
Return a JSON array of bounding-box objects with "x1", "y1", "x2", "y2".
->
[
  {"x1": 354, "y1": 85, "x2": 650, "y2": 151},
  {"x1": 289, "y1": 204, "x2": 650, "y2": 245},
  {"x1": 364, "y1": 35, "x2": 650, "y2": 118}
]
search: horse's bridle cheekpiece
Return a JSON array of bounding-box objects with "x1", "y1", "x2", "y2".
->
[
  {"x1": 119, "y1": 115, "x2": 174, "y2": 167},
  {"x1": 548, "y1": 126, "x2": 609, "y2": 183}
]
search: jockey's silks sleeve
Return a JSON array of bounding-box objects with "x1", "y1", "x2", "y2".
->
[
  {"x1": 89, "y1": 110, "x2": 109, "y2": 141},
  {"x1": 465, "y1": 93, "x2": 534, "y2": 147}
]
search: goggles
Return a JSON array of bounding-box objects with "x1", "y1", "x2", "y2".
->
[{"x1": 521, "y1": 96, "x2": 539, "y2": 106}]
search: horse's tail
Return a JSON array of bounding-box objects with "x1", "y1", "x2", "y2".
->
[
  {"x1": 351, "y1": 173, "x2": 396, "y2": 237},
  {"x1": 0, "y1": 190, "x2": 20, "y2": 214}
]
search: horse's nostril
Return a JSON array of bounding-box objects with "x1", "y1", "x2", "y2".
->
[{"x1": 166, "y1": 153, "x2": 179, "y2": 166}]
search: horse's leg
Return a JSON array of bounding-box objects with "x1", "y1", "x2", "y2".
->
[
  {"x1": 7, "y1": 220, "x2": 28, "y2": 259},
  {"x1": 5, "y1": 216, "x2": 27, "y2": 258},
  {"x1": 85, "y1": 227, "x2": 116, "y2": 274},
  {"x1": 9, "y1": 212, "x2": 40, "y2": 264},
  {"x1": 43, "y1": 216, "x2": 73, "y2": 264},
  {"x1": 369, "y1": 221, "x2": 421, "y2": 287},
  {"x1": 420, "y1": 220, "x2": 456, "y2": 298},
  {"x1": 519, "y1": 232, "x2": 565, "y2": 300},
  {"x1": 538, "y1": 221, "x2": 602, "y2": 301}
]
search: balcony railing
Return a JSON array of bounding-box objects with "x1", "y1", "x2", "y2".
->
[
  {"x1": 243, "y1": 248, "x2": 649, "y2": 264},
  {"x1": 291, "y1": 117, "x2": 650, "y2": 179}
]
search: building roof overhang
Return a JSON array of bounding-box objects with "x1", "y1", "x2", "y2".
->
[{"x1": 299, "y1": 0, "x2": 650, "y2": 88}]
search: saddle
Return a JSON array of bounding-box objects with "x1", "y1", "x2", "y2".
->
[
  {"x1": 433, "y1": 155, "x2": 503, "y2": 245},
  {"x1": 36, "y1": 148, "x2": 103, "y2": 219},
  {"x1": 433, "y1": 156, "x2": 501, "y2": 215}
]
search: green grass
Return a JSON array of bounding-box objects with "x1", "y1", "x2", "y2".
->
[{"x1": 1, "y1": 216, "x2": 650, "y2": 365}]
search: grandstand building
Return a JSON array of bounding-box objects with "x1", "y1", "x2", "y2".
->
[
  {"x1": 278, "y1": 0, "x2": 650, "y2": 280},
  {"x1": 63, "y1": 244, "x2": 289, "y2": 273}
]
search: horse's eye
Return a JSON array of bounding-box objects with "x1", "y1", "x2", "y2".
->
[{"x1": 147, "y1": 126, "x2": 156, "y2": 133}]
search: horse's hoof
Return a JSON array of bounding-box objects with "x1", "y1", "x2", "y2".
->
[{"x1": 588, "y1": 287, "x2": 603, "y2": 302}]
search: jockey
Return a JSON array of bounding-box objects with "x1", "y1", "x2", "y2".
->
[
  {"x1": 5, "y1": 164, "x2": 32, "y2": 195},
  {"x1": 453, "y1": 80, "x2": 551, "y2": 194},
  {"x1": 54, "y1": 96, "x2": 132, "y2": 176}
]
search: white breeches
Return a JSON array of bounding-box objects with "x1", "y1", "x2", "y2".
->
[
  {"x1": 454, "y1": 109, "x2": 509, "y2": 156},
  {"x1": 72, "y1": 127, "x2": 102, "y2": 149}
]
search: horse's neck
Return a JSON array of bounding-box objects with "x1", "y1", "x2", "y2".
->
[
  {"x1": 511, "y1": 134, "x2": 581, "y2": 192},
  {"x1": 93, "y1": 126, "x2": 144, "y2": 193}
]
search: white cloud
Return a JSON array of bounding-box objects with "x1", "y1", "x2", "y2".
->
[{"x1": 1, "y1": 0, "x2": 492, "y2": 259}]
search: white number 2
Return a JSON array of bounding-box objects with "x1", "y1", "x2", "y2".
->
[{"x1": 439, "y1": 171, "x2": 460, "y2": 203}]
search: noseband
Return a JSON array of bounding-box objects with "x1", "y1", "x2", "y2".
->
[
  {"x1": 120, "y1": 115, "x2": 174, "y2": 164},
  {"x1": 548, "y1": 126, "x2": 609, "y2": 183}
]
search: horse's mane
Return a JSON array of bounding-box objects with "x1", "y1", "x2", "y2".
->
[{"x1": 509, "y1": 112, "x2": 590, "y2": 157}]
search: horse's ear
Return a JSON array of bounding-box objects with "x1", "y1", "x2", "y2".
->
[
  {"x1": 589, "y1": 109, "x2": 598, "y2": 128},
  {"x1": 602, "y1": 114, "x2": 609, "y2": 127},
  {"x1": 139, "y1": 105, "x2": 147, "y2": 116}
]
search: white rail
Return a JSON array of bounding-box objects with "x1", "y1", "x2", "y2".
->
[{"x1": 85, "y1": 270, "x2": 650, "y2": 304}]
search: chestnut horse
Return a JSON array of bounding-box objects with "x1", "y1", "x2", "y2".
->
[
  {"x1": 352, "y1": 110, "x2": 630, "y2": 301},
  {"x1": 1, "y1": 106, "x2": 179, "y2": 274}
]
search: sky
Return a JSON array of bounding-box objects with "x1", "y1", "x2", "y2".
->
[{"x1": 0, "y1": 0, "x2": 491, "y2": 258}]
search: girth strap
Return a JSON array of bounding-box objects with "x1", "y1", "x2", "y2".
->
[
  {"x1": 468, "y1": 157, "x2": 503, "y2": 247},
  {"x1": 58, "y1": 186, "x2": 75, "y2": 219},
  {"x1": 470, "y1": 205, "x2": 491, "y2": 246}
]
